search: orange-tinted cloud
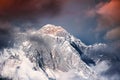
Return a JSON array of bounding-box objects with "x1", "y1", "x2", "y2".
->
[
  {"x1": 96, "y1": 0, "x2": 120, "y2": 31},
  {"x1": 94, "y1": 0, "x2": 120, "y2": 40},
  {"x1": 98, "y1": 0, "x2": 120, "y2": 21}
]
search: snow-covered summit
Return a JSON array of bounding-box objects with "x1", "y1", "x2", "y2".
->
[{"x1": 39, "y1": 24, "x2": 68, "y2": 36}]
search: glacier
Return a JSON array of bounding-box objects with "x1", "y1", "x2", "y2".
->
[{"x1": 0, "y1": 24, "x2": 106, "y2": 80}]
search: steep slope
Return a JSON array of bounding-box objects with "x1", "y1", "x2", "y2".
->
[{"x1": 0, "y1": 24, "x2": 100, "y2": 80}]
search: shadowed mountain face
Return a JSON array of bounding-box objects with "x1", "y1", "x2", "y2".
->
[{"x1": 0, "y1": 24, "x2": 105, "y2": 80}]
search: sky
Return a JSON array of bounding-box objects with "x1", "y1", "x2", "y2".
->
[
  {"x1": 0, "y1": 0, "x2": 119, "y2": 45},
  {"x1": 0, "y1": 0, "x2": 120, "y2": 79}
]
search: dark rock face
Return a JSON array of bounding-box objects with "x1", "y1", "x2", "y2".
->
[
  {"x1": 0, "y1": 24, "x2": 101, "y2": 80},
  {"x1": 70, "y1": 41, "x2": 95, "y2": 66},
  {"x1": 0, "y1": 77, "x2": 11, "y2": 80}
]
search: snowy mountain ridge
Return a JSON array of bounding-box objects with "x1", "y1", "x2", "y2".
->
[{"x1": 0, "y1": 24, "x2": 106, "y2": 80}]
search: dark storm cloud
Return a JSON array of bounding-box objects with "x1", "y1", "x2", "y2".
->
[
  {"x1": 0, "y1": 21, "x2": 14, "y2": 49},
  {"x1": 0, "y1": 0, "x2": 62, "y2": 18},
  {"x1": 102, "y1": 44, "x2": 120, "y2": 80},
  {"x1": 85, "y1": 41, "x2": 120, "y2": 80}
]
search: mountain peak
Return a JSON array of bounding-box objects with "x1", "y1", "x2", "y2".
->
[
  {"x1": 39, "y1": 24, "x2": 68, "y2": 36},
  {"x1": 0, "y1": 24, "x2": 100, "y2": 80}
]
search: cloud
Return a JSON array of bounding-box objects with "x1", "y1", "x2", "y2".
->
[
  {"x1": 0, "y1": 21, "x2": 14, "y2": 49},
  {"x1": 86, "y1": 0, "x2": 120, "y2": 41},
  {"x1": 85, "y1": 42, "x2": 120, "y2": 80},
  {"x1": 105, "y1": 27, "x2": 120, "y2": 40},
  {"x1": 0, "y1": 0, "x2": 98, "y2": 45},
  {"x1": 0, "y1": 0, "x2": 119, "y2": 43},
  {"x1": 0, "y1": 0, "x2": 63, "y2": 20},
  {"x1": 0, "y1": 0, "x2": 119, "y2": 46},
  {"x1": 57, "y1": 70, "x2": 86, "y2": 80},
  {"x1": 96, "y1": 0, "x2": 120, "y2": 30},
  {"x1": 0, "y1": 0, "x2": 64, "y2": 49}
]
